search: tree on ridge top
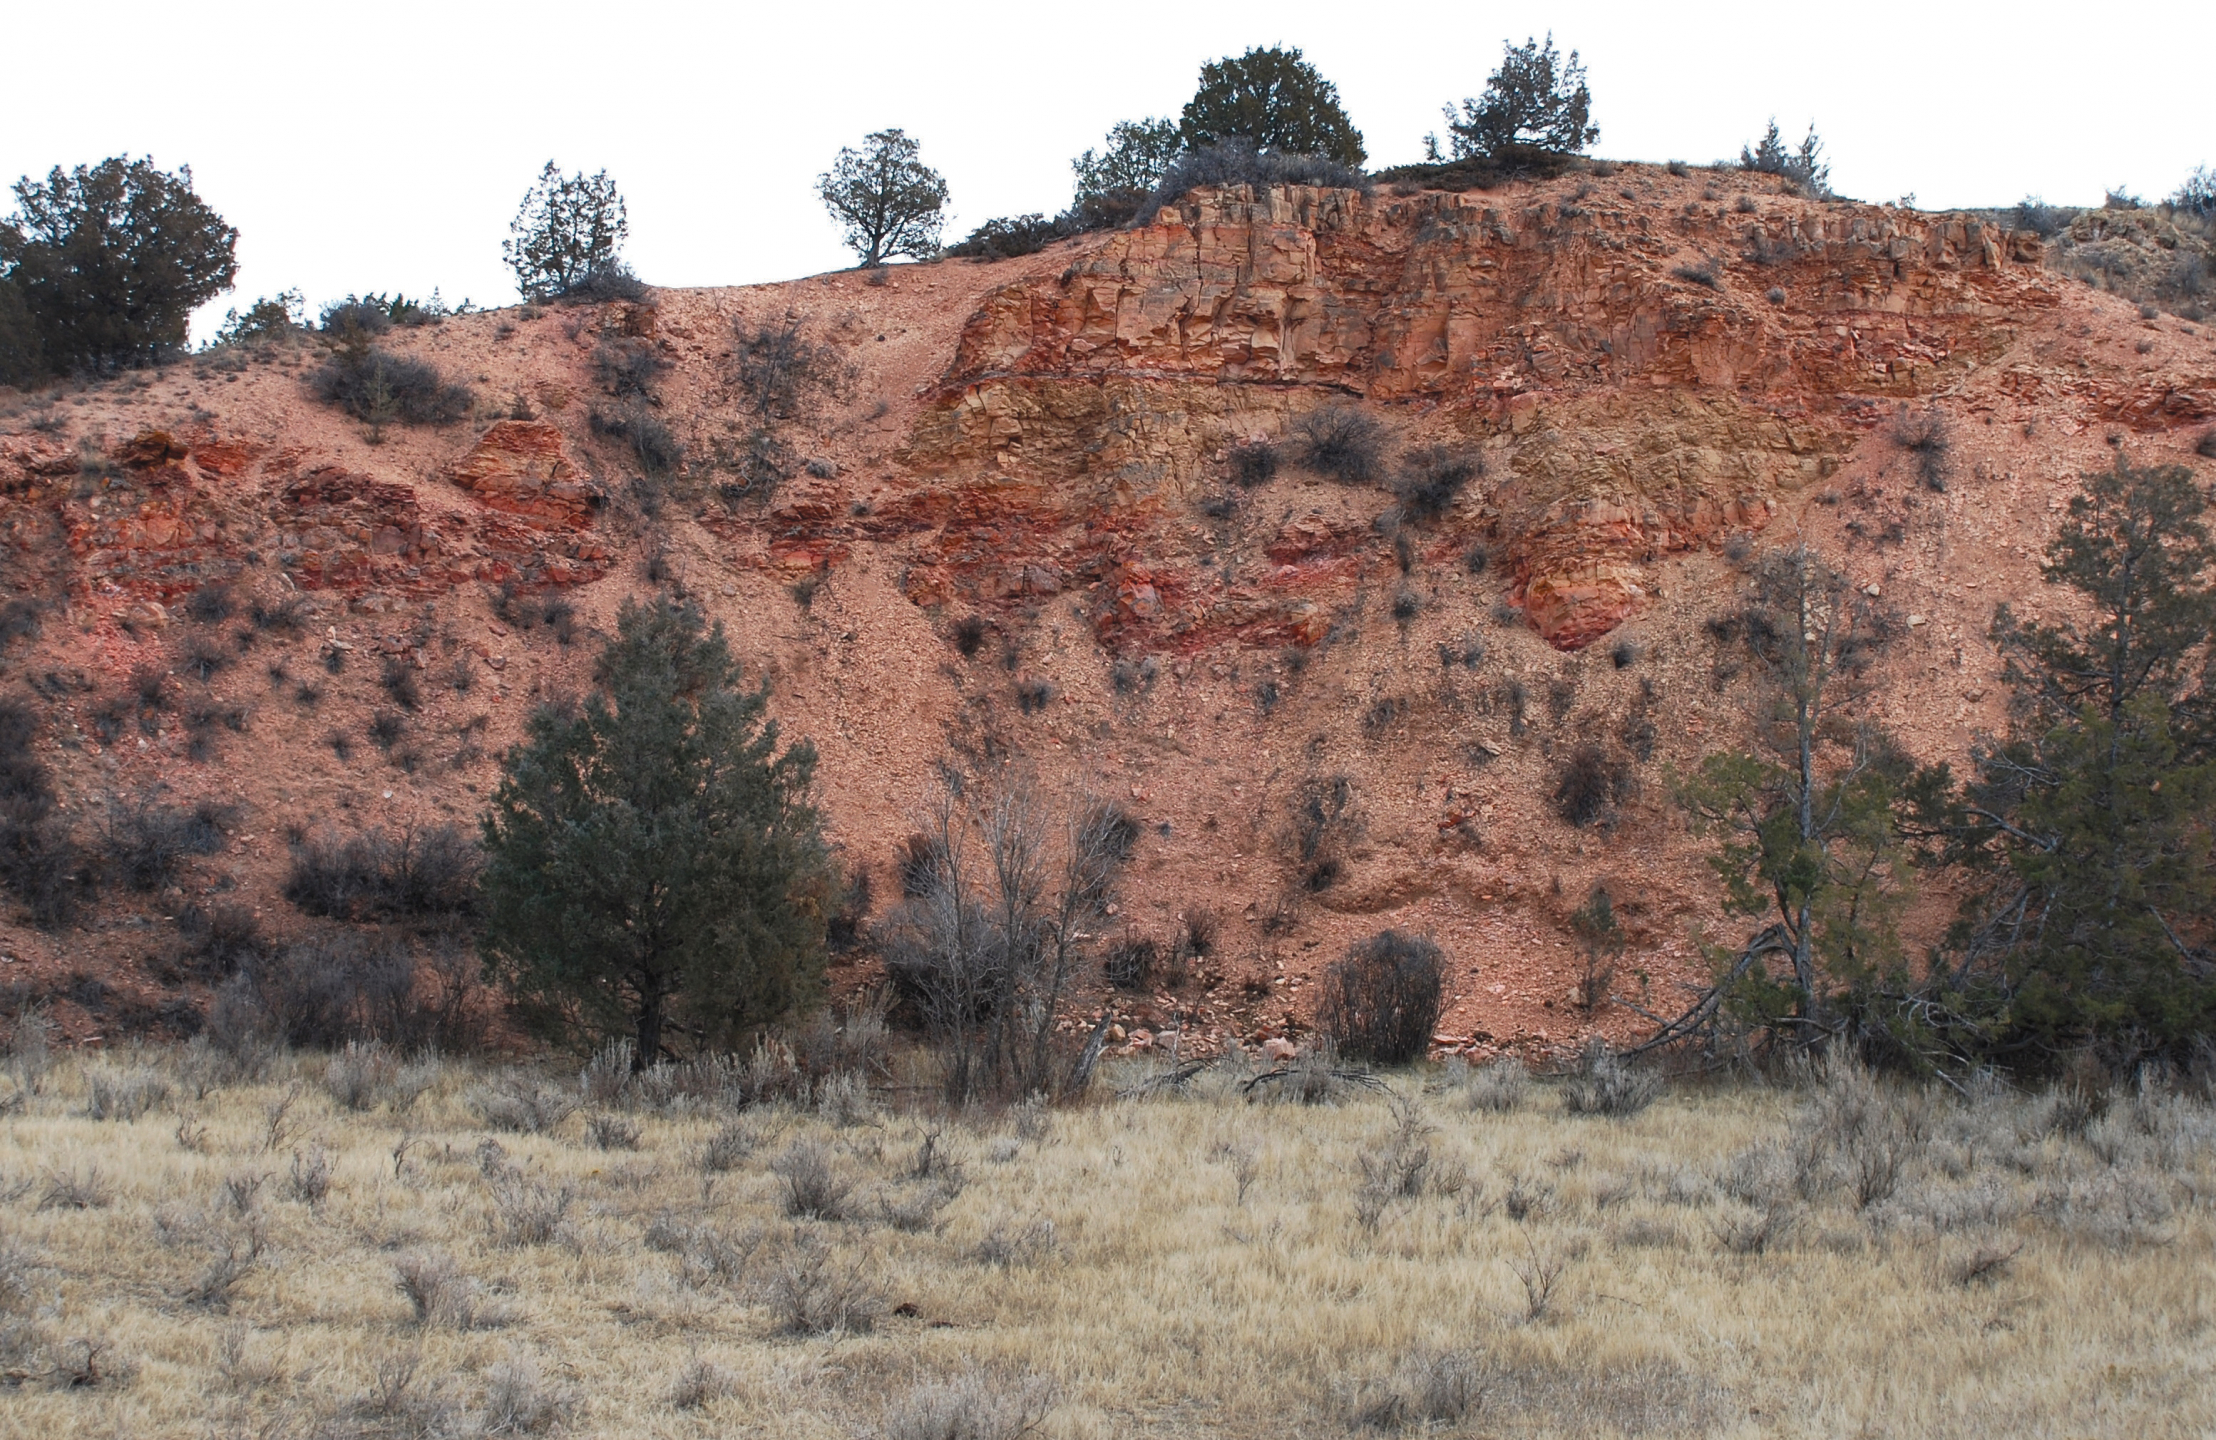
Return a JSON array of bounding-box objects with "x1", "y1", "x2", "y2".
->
[{"x1": 1179, "y1": 46, "x2": 1366, "y2": 168}]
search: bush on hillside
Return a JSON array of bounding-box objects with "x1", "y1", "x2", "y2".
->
[
  {"x1": 311, "y1": 346, "x2": 473, "y2": 427},
  {"x1": 504, "y1": 162, "x2": 628, "y2": 300},
  {"x1": 1292, "y1": 405, "x2": 1387, "y2": 483},
  {"x1": 1316, "y1": 931, "x2": 1444, "y2": 1064},
  {"x1": 1433, "y1": 34, "x2": 1598, "y2": 162},
  {"x1": 1144, "y1": 141, "x2": 1366, "y2": 214}
]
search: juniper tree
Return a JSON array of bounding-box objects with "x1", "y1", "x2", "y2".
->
[
  {"x1": 1664, "y1": 547, "x2": 1926, "y2": 1053},
  {"x1": 1433, "y1": 34, "x2": 1597, "y2": 161},
  {"x1": 503, "y1": 162, "x2": 628, "y2": 300},
  {"x1": 1932, "y1": 458, "x2": 2216, "y2": 1067},
  {"x1": 816, "y1": 130, "x2": 948, "y2": 267},
  {"x1": 479, "y1": 597, "x2": 834, "y2": 1065},
  {"x1": 1179, "y1": 46, "x2": 1366, "y2": 167},
  {"x1": 1, "y1": 156, "x2": 237, "y2": 374}
]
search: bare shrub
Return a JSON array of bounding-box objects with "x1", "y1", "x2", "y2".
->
[
  {"x1": 1552, "y1": 742, "x2": 1635, "y2": 827},
  {"x1": 395, "y1": 1252, "x2": 480, "y2": 1327},
  {"x1": 37, "y1": 1166, "x2": 111, "y2": 1211},
  {"x1": 287, "y1": 1146, "x2": 332, "y2": 1206},
  {"x1": 1229, "y1": 439, "x2": 1280, "y2": 487},
  {"x1": 182, "y1": 1215, "x2": 267, "y2": 1309},
  {"x1": 1710, "y1": 1202, "x2": 1796, "y2": 1255},
  {"x1": 283, "y1": 823, "x2": 479, "y2": 921},
  {"x1": 772, "y1": 1140, "x2": 851, "y2": 1219},
  {"x1": 1394, "y1": 446, "x2": 1480, "y2": 521},
  {"x1": 971, "y1": 1215, "x2": 1058, "y2": 1268},
  {"x1": 482, "y1": 1350, "x2": 578, "y2": 1434},
  {"x1": 1292, "y1": 405, "x2": 1387, "y2": 484},
  {"x1": 1459, "y1": 1056, "x2": 1530, "y2": 1113},
  {"x1": 585, "y1": 1112, "x2": 641, "y2": 1151},
  {"x1": 878, "y1": 1177, "x2": 965, "y2": 1233},
  {"x1": 764, "y1": 1229, "x2": 883, "y2": 1334},
  {"x1": 1316, "y1": 932, "x2": 1443, "y2": 1065},
  {"x1": 1560, "y1": 1040, "x2": 1659, "y2": 1116},
  {"x1": 1506, "y1": 1236, "x2": 1568, "y2": 1321},
  {"x1": 1893, "y1": 408, "x2": 1952, "y2": 492},
  {"x1": 880, "y1": 1372, "x2": 1057, "y2": 1440},
  {"x1": 470, "y1": 1073, "x2": 577, "y2": 1134},
  {"x1": 668, "y1": 1355, "x2": 739, "y2": 1410},
  {"x1": 83, "y1": 1063, "x2": 170, "y2": 1120},
  {"x1": 1350, "y1": 1348, "x2": 1483, "y2": 1430}
]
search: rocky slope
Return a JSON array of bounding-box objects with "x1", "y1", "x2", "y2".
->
[{"x1": 3, "y1": 161, "x2": 2213, "y2": 1059}]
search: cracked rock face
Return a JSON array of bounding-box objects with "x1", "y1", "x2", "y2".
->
[{"x1": 902, "y1": 181, "x2": 2055, "y2": 648}]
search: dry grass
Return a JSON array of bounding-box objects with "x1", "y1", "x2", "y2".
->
[{"x1": 0, "y1": 1044, "x2": 2211, "y2": 1437}]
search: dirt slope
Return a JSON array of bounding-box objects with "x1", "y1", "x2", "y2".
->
[{"x1": 3, "y1": 161, "x2": 2213, "y2": 1059}]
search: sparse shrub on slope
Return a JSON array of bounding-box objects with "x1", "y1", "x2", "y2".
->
[{"x1": 312, "y1": 346, "x2": 472, "y2": 428}]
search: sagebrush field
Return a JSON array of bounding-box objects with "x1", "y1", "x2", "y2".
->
[{"x1": 2, "y1": 1028, "x2": 2212, "y2": 1438}]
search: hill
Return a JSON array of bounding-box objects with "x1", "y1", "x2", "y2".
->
[{"x1": 2, "y1": 161, "x2": 2213, "y2": 1057}]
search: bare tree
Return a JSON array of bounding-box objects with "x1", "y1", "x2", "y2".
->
[{"x1": 884, "y1": 780, "x2": 1133, "y2": 1101}]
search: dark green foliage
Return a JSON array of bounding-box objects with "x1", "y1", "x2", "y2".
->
[
  {"x1": 816, "y1": 131, "x2": 948, "y2": 267},
  {"x1": 1740, "y1": 120, "x2": 1833, "y2": 198},
  {"x1": 1070, "y1": 118, "x2": 1184, "y2": 227},
  {"x1": 282, "y1": 825, "x2": 477, "y2": 922},
  {"x1": 1670, "y1": 546, "x2": 1924, "y2": 1051},
  {"x1": 1920, "y1": 458, "x2": 2216, "y2": 1069},
  {"x1": 479, "y1": 597, "x2": 834, "y2": 1065},
  {"x1": 1179, "y1": 46, "x2": 1365, "y2": 166},
  {"x1": 0, "y1": 156, "x2": 238, "y2": 375},
  {"x1": 210, "y1": 289, "x2": 304, "y2": 348},
  {"x1": 1433, "y1": 35, "x2": 1597, "y2": 161},
  {"x1": 0, "y1": 276, "x2": 47, "y2": 387},
  {"x1": 1316, "y1": 930, "x2": 1443, "y2": 1064},
  {"x1": 312, "y1": 346, "x2": 473, "y2": 427},
  {"x1": 946, "y1": 214, "x2": 1070, "y2": 262},
  {"x1": 504, "y1": 162, "x2": 628, "y2": 301},
  {"x1": 1293, "y1": 405, "x2": 1386, "y2": 483}
]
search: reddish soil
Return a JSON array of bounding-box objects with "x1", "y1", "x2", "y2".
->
[{"x1": 3, "y1": 161, "x2": 2212, "y2": 1060}]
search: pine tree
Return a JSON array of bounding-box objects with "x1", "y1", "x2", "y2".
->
[{"x1": 480, "y1": 597, "x2": 834, "y2": 1064}]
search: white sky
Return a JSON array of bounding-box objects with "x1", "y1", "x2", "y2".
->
[{"x1": 4, "y1": 0, "x2": 2209, "y2": 342}]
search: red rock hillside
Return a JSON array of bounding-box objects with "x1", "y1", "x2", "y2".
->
[{"x1": 2, "y1": 161, "x2": 2212, "y2": 1060}]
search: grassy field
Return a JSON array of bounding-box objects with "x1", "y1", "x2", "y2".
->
[{"x1": 1, "y1": 1029, "x2": 2212, "y2": 1439}]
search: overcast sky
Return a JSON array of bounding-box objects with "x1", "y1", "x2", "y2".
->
[{"x1": 6, "y1": 0, "x2": 2209, "y2": 342}]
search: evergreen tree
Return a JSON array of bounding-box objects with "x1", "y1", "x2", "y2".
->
[
  {"x1": 816, "y1": 130, "x2": 948, "y2": 267},
  {"x1": 1179, "y1": 46, "x2": 1366, "y2": 167},
  {"x1": 1, "y1": 156, "x2": 237, "y2": 375},
  {"x1": 1934, "y1": 458, "x2": 2216, "y2": 1067},
  {"x1": 503, "y1": 162, "x2": 628, "y2": 300},
  {"x1": 1435, "y1": 35, "x2": 1597, "y2": 161},
  {"x1": 480, "y1": 597, "x2": 834, "y2": 1065},
  {"x1": 1072, "y1": 118, "x2": 1183, "y2": 202}
]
